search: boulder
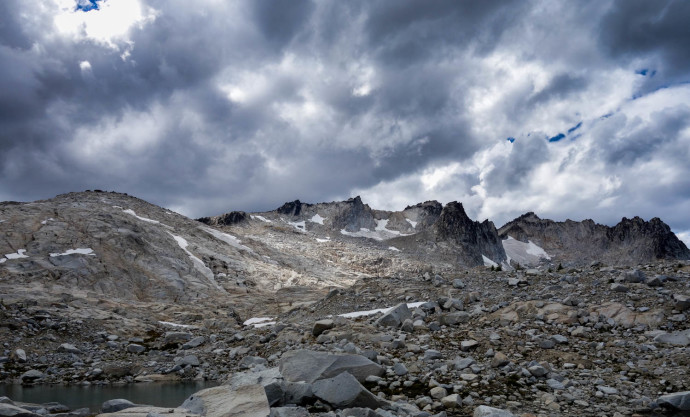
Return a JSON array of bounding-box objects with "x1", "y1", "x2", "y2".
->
[
  {"x1": 181, "y1": 336, "x2": 206, "y2": 350},
  {"x1": 375, "y1": 303, "x2": 411, "y2": 328},
  {"x1": 653, "y1": 330, "x2": 690, "y2": 347},
  {"x1": 19, "y1": 370, "x2": 43, "y2": 382},
  {"x1": 0, "y1": 404, "x2": 39, "y2": 417},
  {"x1": 279, "y1": 350, "x2": 383, "y2": 383},
  {"x1": 181, "y1": 384, "x2": 270, "y2": 417},
  {"x1": 674, "y1": 294, "x2": 690, "y2": 311},
  {"x1": 58, "y1": 343, "x2": 82, "y2": 354},
  {"x1": 618, "y1": 269, "x2": 645, "y2": 283},
  {"x1": 439, "y1": 312, "x2": 470, "y2": 326},
  {"x1": 312, "y1": 319, "x2": 335, "y2": 337},
  {"x1": 473, "y1": 406, "x2": 515, "y2": 417},
  {"x1": 101, "y1": 399, "x2": 137, "y2": 413},
  {"x1": 657, "y1": 391, "x2": 690, "y2": 411},
  {"x1": 126, "y1": 344, "x2": 145, "y2": 354},
  {"x1": 12, "y1": 349, "x2": 27, "y2": 363},
  {"x1": 312, "y1": 372, "x2": 387, "y2": 410}
]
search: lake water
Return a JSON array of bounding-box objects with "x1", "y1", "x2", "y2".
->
[{"x1": 0, "y1": 381, "x2": 218, "y2": 412}]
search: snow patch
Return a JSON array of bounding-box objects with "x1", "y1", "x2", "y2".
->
[
  {"x1": 483, "y1": 255, "x2": 498, "y2": 267},
  {"x1": 316, "y1": 237, "x2": 330, "y2": 243},
  {"x1": 388, "y1": 246, "x2": 401, "y2": 252},
  {"x1": 340, "y1": 220, "x2": 410, "y2": 241},
  {"x1": 41, "y1": 218, "x2": 55, "y2": 225},
  {"x1": 5, "y1": 249, "x2": 29, "y2": 260},
  {"x1": 123, "y1": 209, "x2": 159, "y2": 224},
  {"x1": 243, "y1": 317, "x2": 275, "y2": 328},
  {"x1": 0, "y1": 258, "x2": 5, "y2": 264},
  {"x1": 200, "y1": 226, "x2": 253, "y2": 253},
  {"x1": 339, "y1": 302, "x2": 426, "y2": 319},
  {"x1": 50, "y1": 248, "x2": 95, "y2": 257},
  {"x1": 526, "y1": 240, "x2": 551, "y2": 259},
  {"x1": 310, "y1": 214, "x2": 326, "y2": 225},
  {"x1": 251, "y1": 215, "x2": 272, "y2": 223},
  {"x1": 288, "y1": 220, "x2": 307, "y2": 232},
  {"x1": 502, "y1": 236, "x2": 551, "y2": 266},
  {"x1": 168, "y1": 232, "x2": 222, "y2": 290},
  {"x1": 406, "y1": 218, "x2": 418, "y2": 228}
]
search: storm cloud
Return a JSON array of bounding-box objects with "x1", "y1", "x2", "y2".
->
[{"x1": 1, "y1": 0, "x2": 689, "y2": 244}]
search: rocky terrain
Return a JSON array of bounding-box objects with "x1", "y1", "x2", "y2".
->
[{"x1": 1, "y1": 191, "x2": 690, "y2": 417}]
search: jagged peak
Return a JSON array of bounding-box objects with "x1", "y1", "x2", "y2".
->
[{"x1": 404, "y1": 200, "x2": 442, "y2": 211}]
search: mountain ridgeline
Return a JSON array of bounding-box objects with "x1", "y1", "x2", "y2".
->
[{"x1": 498, "y1": 212, "x2": 690, "y2": 266}]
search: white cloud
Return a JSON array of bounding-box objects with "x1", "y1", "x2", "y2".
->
[{"x1": 52, "y1": 0, "x2": 157, "y2": 49}]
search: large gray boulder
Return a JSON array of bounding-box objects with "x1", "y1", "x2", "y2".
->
[
  {"x1": 312, "y1": 372, "x2": 387, "y2": 410},
  {"x1": 182, "y1": 384, "x2": 270, "y2": 417},
  {"x1": 0, "y1": 404, "x2": 39, "y2": 417},
  {"x1": 375, "y1": 303, "x2": 411, "y2": 328},
  {"x1": 279, "y1": 350, "x2": 383, "y2": 383},
  {"x1": 658, "y1": 391, "x2": 690, "y2": 410},
  {"x1": 653, "y1": 330, "x2": 690, "y2": 346},
  {"x1": 101, "y1": 399, "x2": 137, "y2": 414},
  {"x1": 473, "y1": 406, "x2": 515, "y2": 417}
]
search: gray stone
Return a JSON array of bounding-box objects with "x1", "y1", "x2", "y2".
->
[
  {"x1": 279, "y1": 350, "x2": 384, "y2": 384},
  {"x1": 658, "y1": 391, "x2": 690, "y2": 410},
  {"x1": 101, "y1": 399, "x2": 137, "y2": 413},
  {"x1": 177, "y1": 355, "x2": 200, "y2": 367},
  {"x1": 546, "y1": 379, "x2": 565, "y2": 390},
  {"x1": 618, "y1": 269, "x2": 645, "y2": 283},
  {"x1": 646, "y1": 275, "x2": 664, "y2": 287},
  {"x1": 461, "y1": 340, "x2": 479, "y2": 352},
  {"x1": 312, "y1": 319, "x2": 335, "y2": 337},
  {"x1": 473, "y1": 405, "x2": 515, "y2": 417},
  {"x1": 528, "y1": 365, "x2": 547, "y2": 377},
  {"x1": 423, "y1": 350, "x2": 442, "y2": 361},
  {"x1": 393, "y1": 363, "x2": 408, "y2": 376},
  {"x1": 283, "y1": 381, "x2": 313, "y2": 405},
  {"x1": 58, "y1": 343, "x2": 81, "y2": 354},
  {"x1": 19, "y1": 370, "x2": 43, "y2": 382},
  {"x1": 653, "y1": 330, "x2": 690, "y2": 346},
  {"x1": 610, "y1": 283, "x2": 629, "y2": 292},
  {"x1": 441, "y1": 394, "x2": 462, "y2": 409},
  {"x1": 126, "y1": 344, "x2": 146, "y2": 354},
  {"x1": 674, "y1": 294, "x2": 690, "y2": 311},
  {"x1": 452, "y1": 279, "x2": 465, "y2": 289},
  {"x1": 0, "y1": 404, "x2": 39, "y2": 417},
  {"x1": 375, "y1": 303, "x2": 411, "y2": 328},
  {"x1": 312, "y1": 372, "x2": 387, "y2": 410},
  {"x1": 182, "y1": 384, "x2": 270, "y2": 417},
  {"x1": 490, "y1": 352, "x2": 509, "y2": 368},
  {"x1": 550, "y1": 335, "x2": 568, "y2": 344},
  {"x1": 238, "y1": 356, "x2": 268, "y2": 369},
  {"x1": 400, "y1": 319, "x2": 414, "y2": 333},
  {"x1": 430, "y1": 387, "x2": 447, "y2": 399},
  {"x1": 439, "y1": 312, "x2": 470, "y2": 326},
  {"x1": 597, "y1": 386, "x2": 618, "y2": 395},
  {"x1": 181, "y1": 336, "x2": 206, "y2": 349},
  {"x1": 12, "y1": 349, "x2": 27, "y2": 363},
  {"x1": 453, "y1": 357, "x2": 475, "y2": 370}
]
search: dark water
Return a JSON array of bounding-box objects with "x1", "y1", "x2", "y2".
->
[{"x1": 0, "y1": 381, "x2": 218, "y2": 412}]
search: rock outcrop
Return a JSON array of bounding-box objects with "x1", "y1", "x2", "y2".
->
[{"x1": 498, "y1": 212, "x2": 690, "y2": 266}]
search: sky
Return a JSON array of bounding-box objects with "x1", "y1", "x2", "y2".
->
[{"x1": 1, "y1": 0, "x2": 689, "y2": 244}]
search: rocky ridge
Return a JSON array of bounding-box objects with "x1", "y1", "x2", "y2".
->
[{"x1": 498, "y1": 213, "x2": 690, "y2": 266}]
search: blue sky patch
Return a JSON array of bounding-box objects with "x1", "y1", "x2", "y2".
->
[
  {"x1": 567, "y1": 122, "x2": 582, "y2": 134},
  {"x1": 76, "y1": 0, "x2": 100, "y2": 12},
  {"x1": 636, "y1": 69, "x2": 656, "y2": 77},
  {"x1": 507, "y1": 137, "x2": 515, "y2": 143},
  {"x1": 548, "y1": 133, "x2": 565, "y2": 142}
]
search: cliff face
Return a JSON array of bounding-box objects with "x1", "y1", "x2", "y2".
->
[
  {"x1": 498, "y1": 212, "x2": 690, "y2": 265},
  {"x1": 433, "y1": 202, "x2": 506, "y2": 265}
]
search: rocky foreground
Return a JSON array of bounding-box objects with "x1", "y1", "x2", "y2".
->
[{"x1": 2, "y1": 260, "x2": 690, "y2": 417}]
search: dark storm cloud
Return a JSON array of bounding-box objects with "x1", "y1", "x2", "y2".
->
[{"x1": 601, "y1": 0, "x2": 690, "y2": 76}]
